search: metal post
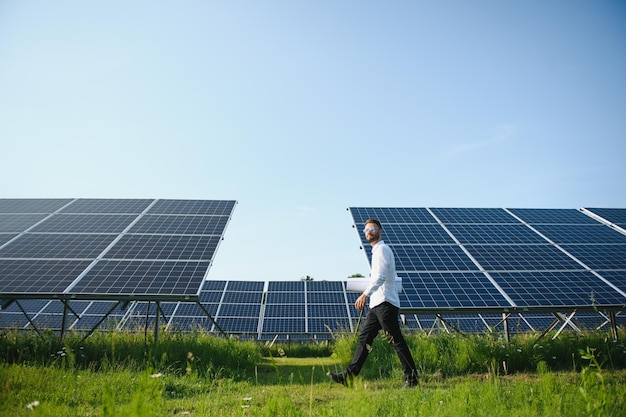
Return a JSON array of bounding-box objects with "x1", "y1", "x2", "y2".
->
[
  {"x1": 610, "y1": 311, "x2": 618, "y2": 341},
  {"x1": 502, "y1": 313, "x2": 510, "y2": 343}
]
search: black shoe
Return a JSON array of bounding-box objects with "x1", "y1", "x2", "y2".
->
[
  {"x1": 326, "y1": 371, "x2": 349, "y2": 386},
  {"x1": 403, "y1": 379, "x2": 418, "y2": 389}
]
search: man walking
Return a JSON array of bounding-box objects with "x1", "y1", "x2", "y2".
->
[{"x1": 329, "y1": 218, "x2": 418, "y2": 388}]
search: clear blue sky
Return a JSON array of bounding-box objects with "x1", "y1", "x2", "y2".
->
[{"x1": 1, "y1": 1, "x2": 625, "y2": 282}]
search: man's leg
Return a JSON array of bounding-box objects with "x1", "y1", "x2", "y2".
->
[
  {"x1": 377, "y1": 302, "x2": 418, "y2": 384},
  {"x1": 345, "y1": 308, "x2": 381, "y2": 377}
]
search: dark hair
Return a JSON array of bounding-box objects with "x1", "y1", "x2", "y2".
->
[{"x1": 364, "y1": 218, "x2": 382, "y2": 229}]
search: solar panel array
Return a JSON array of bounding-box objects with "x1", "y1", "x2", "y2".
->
[
  {"x1": 0, "y1": 198, "x2": 236, "y2": 300},
  {"x1": 348, "y1": 207, "x2": 626, "y2": 333},
  {"x1": 1, "y1": 202, "x2": 625, "y2": 339}
]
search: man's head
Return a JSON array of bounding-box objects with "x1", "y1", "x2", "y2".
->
[{"x1": 363, "y1": 218, "x2": 382, "y2": 245}]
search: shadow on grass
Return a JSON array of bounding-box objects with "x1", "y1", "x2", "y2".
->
[{"x1": 252, "y1": 357, "x2": 344, "y2": 386}]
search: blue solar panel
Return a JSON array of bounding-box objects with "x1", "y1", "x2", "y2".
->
[
  {"x1": 349, "y1": 207, "x2": 435, "y2": 224},
  {"x1": 400, "y1": 272, "x2": 511, "y2": 308},
  {"x1": 0, "y1": 214, "x2": 48, "y2": 232},
  {"x1": 532, "y1": 224, "x2": 626, "y2": 244},
  {"x1": 216, "y1": 317, "x2": 259, "y2": 333},
  {"x1": 561, "y1": 244, "x2": 626, "y2": 270},
  {"x1": 509, "y1": 208, "x2": 598, "y2": 224},
  {"x1": 596, "y1": 270, "x2": 626, "y2": 293},
  {"x1": 59, "y1": 199, "x2": 153, "y2": 214},
  {"x1": 0, "y1": 199, "x2": 72, "y2": 213},
  {"x1": 30, "y1": 214, "x2": 138, "y2": 233},
  {"x1": 128, "y1": 215, "x2": 229, "y2": 235},
  {"x1": 0, "y1": 234, "x2": 19, "y2": 246},
  {"x1": 104, "y1": 235, "x2": 220, "y2": 261},
  {"x1": 265, "y1": 291, "x2": 305, "y2": 304},
  {"x1": 0, "y1": 199, "x2": 235, "y2": 301},
  {"x1": 0, "y1": 234, "x2": 117, "y2": 259},
  {"x1": 446, "y1": 224, "x2": 548, "y2": 244},
  {"x1": 265, "y1": 304, "x2": 305, "y2": 318},
  {"x1": 221, "y1": 291, "x2": 263, "y2": 304},
  {"x1": 490, "y1": 271, "x2": 625, "y2": 307},
  {"x1": 308, "y1": 317, "x2": 352, "y2": 333},
  {"x1": 465, "y1": 244, "x2": 582, "y2": 271},
  {"x1": 70, "y1": 260, "x2": 210, "y2": 296},
  {"x1": 218, "y1": 303, "x2": 261, "y2": 317},
  {"x1": 307, "y1": 291, "x2": 346, "y2": 304},
  {"x1": 349, "y1": 207, "x2": 626, "y2": 318},
  {"x1": 226, "y1": 280, "x2": 264, "y2": 292},
  {"x1": 268, "y1": 281, "x2": 304, "y2": 292},
  {"x1": 262, "y1": 318, "x2": 305, "y2": 333},
  {"x1": 369, "y1": 224, "x2": 456, "y2": 245},
  {"x1": 430, "y1": 208, "x2": 517, "y2": 224},
  {"x1": 148, "y1": 200, "x2": 236, "y2": 215},
  {"x1": 392, "y1": 245, "x2": 479, "y2": 271},
  {"x1": 585, "y1": 208, "x2": 626, "y2": 227},
  {"x1": 0, "y1": 260, "x2": 91, "y2": 294}
]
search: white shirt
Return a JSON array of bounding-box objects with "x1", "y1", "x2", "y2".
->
[{"x1": 363, "y1": 240, "x2": 401, "y2": 308}]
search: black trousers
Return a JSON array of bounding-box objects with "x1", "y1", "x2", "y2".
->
[{"x1": 346, "y1": 302, "x2": 418, "y2": 381}]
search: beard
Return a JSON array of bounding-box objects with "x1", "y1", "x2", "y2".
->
[{"x1": 366, "y1": 231, "x2": 381, "y2": 243}]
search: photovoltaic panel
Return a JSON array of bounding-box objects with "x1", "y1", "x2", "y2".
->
[
  {"x1": 490, "y1": 271, "x2": 625, "y2": 307},
  {"x1": 0, "y1": 260, "x2": 92, "y2": 295},
  {"x1": 0, "y1": 234, "x2": 18, "y2": 246},
  {"x1": 58, "y1": 199, "x2": 153, "y2": 214},
  {"x1": 265, "y1": 291, "x2": 304, "y2": 304},
  {"x1": 465, "y1": 244, "x2": 583, "y2": 271},
  {"x1": 0, "y1": 214, "x2": 48, "y2": 232},
  {"x1": 0, "y1": 199, "x2": 72, "y2": 213},
  {"x1": 392, "y1": 245, "x2": 479, "y2": 271},
  {"x1": 430, "y1": 208, "x2": 517, "y2": 224},
  {"x1": 596, "y1": 270, "x2": 626, "y2": 293},
  {"x1": 148, "y1": 200, "x2": 236, "y2": 215},
  {"x1": 560, "y1": 244, "x2": 626, "y2": 270},
  {"x1": 0, "y1": 234, "x2": 117, "y2": 259},
  {"x1": 128, "y1": 215, "x2": 229, "y2": 235},
  {"x1": 445, "y1": 224, "x2": 548, "y2": 244},
  {"x1": 221, "y1": 290, "x2": 264, "y2": 304},
  {"x1": 532, "y1": 224, "x2": 626, "y2": 244},
  {"x1": 267, "y1": 281, "x2": 304, "y2": 292},
  {"x1": 400, "y1": 272, "x2": 510, "y2": 308},
  {"x1": 103, "y1": 235, "x2": 220, "y2": 261},
  {"x1": 508, "y1": 208, "x2": 598, "y2": 224},
  {"x1": 349, "y1": 207, "x2": 435, "y2": 224},
  {"x1": 225, "y1": 280, "x2": 264, "y2": 292},
  {"x1": 0, "y1": 199, "x2": 236, "y2": 303},
  {"x1": 70, "y1": 260, "x2": 210, "y2": 297},
  {"x1": 348, "y1": 207, "x2": 626, "y2": 316},
  {"x1": 31, "y1": 214, "x2": 138, "y2": 233},
  {"x1": 374, "y1": 224, "x2": 456, "y2": 245},
  {"x1": 585, "y1": 208, "x2": 626, "y2": 227}
]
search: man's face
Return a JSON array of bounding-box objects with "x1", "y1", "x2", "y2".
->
[{"x1": 363, "y1": 222, "x2": 381, "y2": 244}]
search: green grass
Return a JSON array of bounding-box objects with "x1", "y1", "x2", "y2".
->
[{"x1": 1, "y1": 330, "x2": 626, "y2": 416}]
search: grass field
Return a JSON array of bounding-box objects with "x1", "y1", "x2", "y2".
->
[{"x1": 1, "y1": 330, "x2": 625, "y2": 416}]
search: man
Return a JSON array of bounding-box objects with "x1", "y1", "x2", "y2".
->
[{"x1": 328, "y1": 218, "x2": 418, "y2": 388}]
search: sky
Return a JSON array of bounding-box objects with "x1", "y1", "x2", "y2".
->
[{"x1": 1, "y1": 1, "x2": 625, "y2": 282}]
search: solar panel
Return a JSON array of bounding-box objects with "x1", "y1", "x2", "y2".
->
[
  {"x1": 585, "y1": 208, "x2": 626, "y2": 227},
  {"x1": 0, "y1": 199, "x2": 72, "y2": 213},
  {"x1": 0, "y1": 214, "x2": 48, "y2": 232},
  {"x1": 0, "y1": 198, "x2": 236, "y2": 302},
  {"x1": 561, "y1": 244, "x2": 626, "y2": 270},
  {"x1": 348, "y1": 207, "x2": 626, "y2": 314},
  {"x1": 509, "y1": 208, "x2": 599, "y2": 224}
]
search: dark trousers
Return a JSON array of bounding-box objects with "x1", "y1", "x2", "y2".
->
[{"x1": 346, "y1": 302, "x2": 418, "y2": 382}]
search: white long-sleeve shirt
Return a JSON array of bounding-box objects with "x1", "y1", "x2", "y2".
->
[{"x1": 363, "y1": 240, "x2": 401, "y2": 308}]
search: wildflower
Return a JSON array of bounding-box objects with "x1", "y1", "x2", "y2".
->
[{"x1": 26, "y1": 401, "x2": 40, "y2": 410}]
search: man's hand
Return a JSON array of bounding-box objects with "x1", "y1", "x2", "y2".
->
[{"x1": 355, "y1": 293, "x2": 368, "y2": 311}]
